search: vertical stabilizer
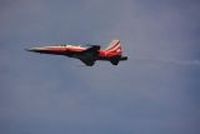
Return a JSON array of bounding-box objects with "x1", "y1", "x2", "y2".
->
[{"x1": 105, "y1": 39, "x2": 122, "y2": 54}]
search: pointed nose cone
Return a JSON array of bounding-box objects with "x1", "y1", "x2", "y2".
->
[
  {"x1": 25, "y1": 48, "x2": 34, "y2": 52},
  {"x1": 25, "y1": 48, "x2": 38, "y2": 52},
  {"x1": 25, "y1": 47, "x2": 44, "y2": 53}
]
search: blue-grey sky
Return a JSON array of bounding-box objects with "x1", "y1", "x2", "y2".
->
[{"x1": 0, "y1": 0, "x2": 200, "y2": 134}]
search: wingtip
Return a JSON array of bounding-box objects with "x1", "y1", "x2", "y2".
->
[{"x1": 24, "y1": 48, "x2": 32, "y2": 52}]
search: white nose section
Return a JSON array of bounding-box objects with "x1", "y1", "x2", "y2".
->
[{"x1": 25, "y1": 47, "x2": 46, "y2": 52}]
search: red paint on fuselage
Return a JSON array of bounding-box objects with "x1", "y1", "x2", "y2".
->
[
  {"x1": 31, "y1": 45, "x2": 121, "y2": 59},
  {"x1": 27, "y1": 40, "x2": 128, "y2": 66}
]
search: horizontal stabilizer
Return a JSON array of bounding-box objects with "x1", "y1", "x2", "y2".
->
[{"x1": 120, "y1": 56, "x2": 128, "y2": 61}]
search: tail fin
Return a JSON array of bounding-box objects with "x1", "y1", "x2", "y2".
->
[
  {"x1": 105, "y1": 40, "x2": 128, "y2": 65},
  {"x1": 105, "y1": 39, "x2": 122, "y2": 54}
]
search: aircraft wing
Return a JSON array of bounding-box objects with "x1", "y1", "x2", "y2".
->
[
  {"x1": 79, "y1": 45, "x2": 101, "y2": 66},
  {"x1": 79, "y1": 58, "x2": 95, "y2": 66},
  {"x1": 83, "y1": 45, "x2": 100, "y2": 54}
]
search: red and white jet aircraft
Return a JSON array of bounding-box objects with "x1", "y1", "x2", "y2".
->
[{"x1": 26, "y1": 39, "x2": 128, "y2": 66}]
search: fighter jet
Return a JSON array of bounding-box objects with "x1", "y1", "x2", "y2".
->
[{"x1": 26, "y1": 39, "x2": 128, "y2": 66}]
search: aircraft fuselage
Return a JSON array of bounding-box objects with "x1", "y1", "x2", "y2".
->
[{"x1": 26, "y1": 40, "x2": 128, "y2": 66}]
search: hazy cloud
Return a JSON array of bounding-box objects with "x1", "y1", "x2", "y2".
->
[{"x1": 0, "y1": 0, "x2": 199, "y2": 134}]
